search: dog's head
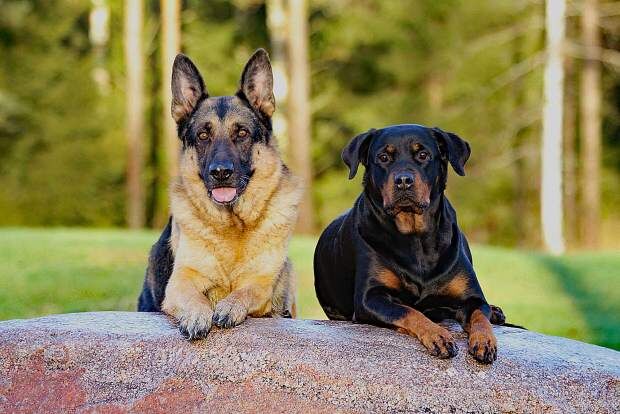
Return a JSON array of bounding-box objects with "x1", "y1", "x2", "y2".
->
[
  {"x1": 170, "y1": 49, "x2": 275, "y2": 206},
  {"x1": 343, "y1": 124, "x2": 470, "y2": 231}
]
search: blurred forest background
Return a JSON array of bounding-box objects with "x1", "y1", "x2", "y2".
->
[{"x1": 0, "y1": 0, "x2": 619, "y2": 250}]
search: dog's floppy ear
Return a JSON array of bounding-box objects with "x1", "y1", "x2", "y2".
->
[
  {"x1": 239, "y1": 49, "x2": 275, "y2": 118},
  {"x1": 171, "y1": 54, "x2": 207, "y2": 124},
  {"x1": 432, "y1": 127, "x2": 471, "y2": 176},
  {"x1": 342, "y1": 129, "x2": 376, "y2": 179}
]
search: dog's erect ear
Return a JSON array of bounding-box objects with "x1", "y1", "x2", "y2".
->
[
  {"x1": 432, "y1": 127, "x2": 471, "y2": 176},
  {"x1": 342, "y1": 129, "x2": 376, "y2": 179},
  {"x1": 239, "y1": 49, "x2": 275, "y2": 118},
  {"x1": 171, "y1": 54, "x2": 207, "y2": 124}
]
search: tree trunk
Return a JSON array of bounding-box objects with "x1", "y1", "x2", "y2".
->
[
  {"x1": 541, "y1": 0, "x2": 566, "y2": 254},
  {"x1": 124, "y1": 0, "x2": 145, "y2": 228},
  {"x1": 266, "y1": 0, "x2": 290, "y2": 158},
  {"x1": 89, "y1": 0, "x2": 110, "y2": 94},
  {"x1": 579, "y1": 0, "x2": 601, "y2": 249},
  {"x1": 287, "y1": 0, "x2": 314, "y2": 233},
  {"x1": 511, "y1": 29, "x2": 527, "y2": 247},
  {"x1": 563, "y1": 50, "x2": 577, "y2": 249},
  {"x1": 155, "y1": 0, "x2": 181, "y2": 227}
]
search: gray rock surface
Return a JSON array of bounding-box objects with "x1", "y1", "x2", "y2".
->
[{"x1": 0, "y1": 311, "x2": 618, "y2": 413}]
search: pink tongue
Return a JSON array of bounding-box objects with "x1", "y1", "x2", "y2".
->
[{"x1": 212, "y1": 187, "x2": 237, "y2": 203}]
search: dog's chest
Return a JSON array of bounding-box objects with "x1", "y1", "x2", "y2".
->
[
  {"x1": 397, "y1": 274, "x2": 422, "y2": 300},
  {"x1": 394, "y1": 268, "x2": 464, "y2": 309},
  {"x1": 201, "y1": 232, "x2": 253, "y2": 273},
  {"x1": 212, "y1": 231, "x2": 269, "y2": 274},
  {"x1": 176, "y1": 222, "x2": 275, "y2": 280}
]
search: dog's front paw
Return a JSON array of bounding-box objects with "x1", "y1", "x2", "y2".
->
[
  {"x1": 418, "y1": 325, "x2": 458, "y2": 359},
  {"x1": 212, "y1": 298, "x2": 248, "y2": 329},
  {"x1": 174, "y1": 306, "x2": 214, "y2": 340},
  {"x1": 468, "y1": 331, "x2": 497, "y2": 364}
]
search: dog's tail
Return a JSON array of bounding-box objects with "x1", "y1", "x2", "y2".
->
[
  {"x1": 490, "y1": 304, "x2": 527, "y2": 330},
  {"x1": 501, "y1": 322, "x2": 527, "y2": 329}
]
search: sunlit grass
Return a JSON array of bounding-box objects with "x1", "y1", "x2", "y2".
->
[{"x1": 0, "y1": 228, "x2": 618, "y2": 350}]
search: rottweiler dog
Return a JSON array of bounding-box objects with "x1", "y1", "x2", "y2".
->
[
  {"x1": 138, "y1": 49, "x2": 302, "y2": 339},
  {"x1": 314, "y1": 124, "x2": 505, "y2": 364}
]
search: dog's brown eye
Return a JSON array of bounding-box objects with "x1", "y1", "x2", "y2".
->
[
  {"x1": 378, "y1": 154, "x2": 390, "y2": 163},
  {"x1": 238, "y1": 129, "x2": 248, "y2": 138},
  {"x1": 198, "y1": 131, "x2": 209, "y2": 140},
  {"x1": 417, "y1": 151, "x2": 430, "y2": 161}
]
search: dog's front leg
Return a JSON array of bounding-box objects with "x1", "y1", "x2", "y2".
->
[
  {"x1": 462, "y1": 303, "x2": 497, "y2": 364},
  {"x1": 212, "y1": 275, "x2": 274, "y2": 328},
  {"x1": 162, "y1": 266, "x2": 214, "y2": 340},
  {"x1": 357, "y1": 288, "x2": 458, "y2": 358},
  {"x1": 212, "y1": 248, "x2": 283, "y2": 328}
]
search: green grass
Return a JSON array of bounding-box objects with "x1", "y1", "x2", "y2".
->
[{"x1": 0, "y1": 228, "x2": 618, "y2": 350}]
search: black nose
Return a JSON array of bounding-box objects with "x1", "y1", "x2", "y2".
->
[
  {"x1": 394, "y1": 171, "x2": 414, "y2": 190},
  {"x1": 209, "y1": 161, "x2": 234, "y2": 181}
]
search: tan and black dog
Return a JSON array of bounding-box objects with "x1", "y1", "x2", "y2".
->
[
  {"x1": 138, "y1": 49, "x2": 302, "y2": 340},
  {"x1": 314, "y1": 124, "x2": 507, "y2": 364}
]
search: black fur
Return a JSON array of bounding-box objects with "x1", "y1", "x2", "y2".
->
[
  {"x1": 314, "y1": 124, "x2": 511, "y2": 331},
  {"x1": 138, "y1": 218, "x2": 174, "y2": 311}
]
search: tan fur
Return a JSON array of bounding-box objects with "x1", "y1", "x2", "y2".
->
[
  {"x1": 383, "y1": 169, "x2": 429, "y2": 235},
  {"x1": 375, "y1": 267, "x2": 401, "y2": 290},
  {"x1": 394, "y1": 306, "x2": 456, "y2": 357},
  {"x1": 161, "y1": 142, "x2": 302, "y2": 333},
  {"x1": 398, "y1": 167, "x2": 430, "y2": 237},
  {"x1": 441, "y1": 274, "x2": 469, "y2": 298},
  {"x1": 466, "y1": 309, "x2": 497, "y2": 361},
  {"x1": 412, "y1": 172, "x2": 431, "y2": 206},
  {"x1": 394, "y1": 211, "x2": 428, "y2": 234},
  {"x1": 372, "y1": 261, "x2": 456, "y2": 356}
]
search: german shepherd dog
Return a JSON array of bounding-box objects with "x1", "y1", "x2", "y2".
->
[
  {"x1": 138, "y1": 49, "x2": 302, "y2": 340},
  {"x1": 314, "y1": 125, "x2": 505, "y2": 363}
]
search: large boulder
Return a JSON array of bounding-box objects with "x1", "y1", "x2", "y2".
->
[{"x1": 0, "y1": 312, "x2": 618, "y2": 413}]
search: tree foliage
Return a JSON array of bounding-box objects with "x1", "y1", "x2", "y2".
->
[{"x1": 0, "y1": 0, "x2": 618, "y2": 248}]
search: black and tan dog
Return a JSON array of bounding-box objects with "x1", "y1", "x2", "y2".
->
[
  {"x1": 138, "y1": 49, "x2": 302, "y2": 339},
  {"x1": 314, "y1": 124, "x2": 505, "y2": 363}
]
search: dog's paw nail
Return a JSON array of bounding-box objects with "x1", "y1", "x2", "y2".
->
[
  {"x1": 469, "y1": 338, "x2": 497, "y2": 364},
  {"x1": 469, "y1": 344, "x2": 478, "y2": 356},
  {"x1": 179, "y1": 326, "x2": 191, "y2": 339},
  {"x1": 445, "y1": 341, "x2": 459, "y2": 358},
  {"x1": 177, "y1": 310, "x2": 213, "y2": 340},
  {"x1": 213, "y1": 300, "x2": 247, "y2": 329},
  {"x1": 211, "y1": 313, "x2": 223, "y2": 325},
  {"x1": 438, "y1": 340, "x2": 457, "y2": 359},
  {"x1": 422, "y1": 330, "x2": 457, "y2": 359}
]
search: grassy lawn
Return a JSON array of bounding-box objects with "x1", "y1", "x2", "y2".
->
[{"x1": 0, "y1": 228, "x2": 618, "y2": 350}]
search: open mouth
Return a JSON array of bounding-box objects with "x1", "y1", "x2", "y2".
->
[
  {"x1": 210, "y1": 187, "x2": 238, "y2": 205},
  {"x1": 203, "y1": 172, "x2": 252, "y2": 206}
]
